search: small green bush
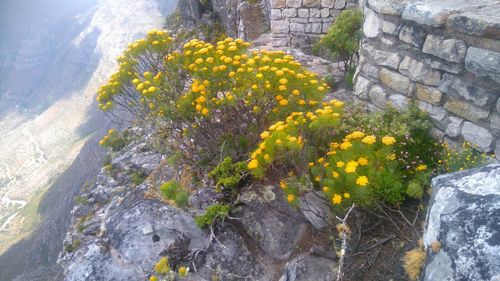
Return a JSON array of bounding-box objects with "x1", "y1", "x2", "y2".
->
[
  {"x1": 208, "y1": 157, "x2": 247, "y2": 190},
  {"x1": 160, "y1": 180, "x2": 189, "y2": 208},
  {"x1": 131, "y1": 171, "x2": 147, "y2": 186},
  {"x1": 99, "y1": 129, "x2": 129, "y2": 151},
  {"x1": 437, "y1": 141, "x2": 490, "y2": 173},
  {"x1": 195, "y1": 203, "x2": 230, "y2": 228}
]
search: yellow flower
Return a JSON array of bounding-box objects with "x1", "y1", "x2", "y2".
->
[
  {"x1": 201, "y1": 108, "x2": 209, "y2": 115},
  {"x1": 287, "y1": 194, "x2": 295, "y2": 202},
  {"x1": 332, "y1": 171, "x2": 339, "y2": 178},
  {"x1": 343, "y1": 193, "x2": 350, "y2": 199},
  {"x1": 345, "y1": 161, "x2": 358, "y2": 174},
  {"x1": 260, "y1": 131, "x2": 270, "y2": 139},
  {"x1": 356, "y1": 176, "x2": 369, "y2": 186},
  {"x1": 416, "y1": 164, "x2": 427, "y2": 171},
  {"x1": 276, "y1": 70, "x2": 284, "y2": 76},
  {"x1": 256, "y1": 73, "x2": 263, "y2": 79},
  {"x1": 178, "y1": 266, "x2": 188, "y2": 277},
  {"x1": 340, "y1": 141, "x2": 352, "y2": 150},
  {"x1": 317, "y1": 157, "x2": 324, "y2": 163},
  {"x1": 336, "y1": 161, "x2": 345, "y2": 168},
  {"x1": 332, "y1": 194, "x2": 342, "y2": 204},
  {"x1": 314, "y1": 176, "x2": 321, "y2": 182},
  {"x1": 292, "y1": 89, "x2": 300, "y2": 96},
  {"x1": 280, "y1": 180, "x2": 288, "y2": 189},
  {"x1": 346, "y1": 131, "x2": 365, "y2": 140},
  {"x1": 298, "y1": 99, "x2": 306, "y2": 105},
  {"x1": 248, "y1": 159, "x2": 259, "y2": 169},
  {"x1": 228, "y1": 71, "x2": 235, "y2": 77},
  {"x1": 358, "y1": 157, "x2": 368, "y2": 166},
  {"x1": 279, "y1": 99, "x2": 289, "y2": 106},
  {"x1": 382, "y1": 136, "x2": 396, "y2": 145},
  {"x1": 309, "y1": 162, "x2": 315, "y2": 167},
  {"x1": 362, "y1": 135, "x2": 376, "y2": 145},
  {"x1": 322, "y1": 186, "x2": 330, "y2": 193},
  {"x1": 276, "y1": 139, "x2": 282, "y2": 145},
  {"x1": 279, "y1": 78, "x2": 288, "y2": 84},
  {"x1": 386, "y1": 153, "x2": 396, "y2": 161},
  {"x1": 150, "y1": 276, "x2": 158, "y2": 281}
]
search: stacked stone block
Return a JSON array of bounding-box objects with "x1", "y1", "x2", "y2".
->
[
  {"x1": 353, "y1": 0, "x2": 500, "y2": 158},
  {"x1": 270, "y1": 0, "x2": 357, "y2": 49}
]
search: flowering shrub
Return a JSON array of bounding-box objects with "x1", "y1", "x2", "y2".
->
[
  {"x1": 160, "y1": 180, "x2": 189, "y2": 209},
  {"x1": 150, "y1": 257, "x2": 189, "y2": 281},
  {"x1": 99, "y1": 129, "x2": 129, "y2": 151},
  {"x1": 437, "y1": 141, "x2": 489, "y2": 173}
]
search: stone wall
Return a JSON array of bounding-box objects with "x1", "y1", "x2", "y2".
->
[
  {"x1": 353, "y1": 0, "x2": 500, "y2": 158},
  {"x1": 270, "y1": 0, "x2": 357, "y2": 50}
]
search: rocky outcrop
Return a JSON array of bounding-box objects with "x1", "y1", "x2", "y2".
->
[
  {"x1": 422, "y1": 164, "x2": 500, "y2": 281},
  {"x1": 354, "y1": 0, "x2": 500, "y2": 158}
]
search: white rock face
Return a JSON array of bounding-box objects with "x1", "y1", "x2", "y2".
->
[
  {"x1": 363, "y1": 8, "x2": 383, "y2": 38},
  {"x1": 423, "y1": 164, "x2": 500, "y2": 281}
]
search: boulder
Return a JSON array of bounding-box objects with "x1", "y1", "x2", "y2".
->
[
  {"x1": 278, "y1": 254, "x2": 337, "y2": 281},
  {"x1": 423, "y1": 164, "x2": 500, "y2": 281},
  {"x1": 299, "y1": 192, "x2": 333, "y2": 230}
]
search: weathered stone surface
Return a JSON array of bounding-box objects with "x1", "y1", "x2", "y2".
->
[
  {"x1": 287, "y1": 0, "x2": 303, "y2": 8},
  {"x1": 399, "y1": 24, "x2": 427, "y2": 48},
  {"x1": 305, "y1": 23, "x2": 322, "y2": 33},
  {"x1": 272, "y1": 36, "x2": 289, "y2": 47},
  {"x1": 373, "y1": 50, "x2": 401, "y2": 69},
  {"x1": 465, "y1": 47, "x2": 500, "y2": 84},
  {"x1": 389, "y1": 94, "x2": 410, "y2": 111},
  {"x1": 379, "y1": 68, "x2": 413, "y2": 95},
  {"x1": 321, "y1": 0, "x2": 335, "y2": 8},
  {"x1": 439, "y1": 74, "x2": 497, "y2": 108},
  {"x1": 424, "y1": 57, "x2": 464, "y2": 75},
  {"x1": 321, "y1": 8, "x2": 330, "y2": 17},
  {"x1": 354, "y1": 76, "x2": 371, "y2": 99},
  {"x1": 444, "y1": 98, "x2": 491, "y2": 122},
  {"x1": 369, "y1": 85, "x2": 387, "y2": 108},
  {"x1": 461, "y1": 122, "x2": 495, "y2": 151},
  {"x1": 381, "y1": 36, "x2": 396, "y2": 46},
  {"x1": 416, "y1": 84, "x2": 443, "y2": 104},
  {"x1": 272, "y1": 0, "x2": 287, "y2": 8},
  {"x1": 367, "y1": 0, "x2": 408, "y2": 16},
  {"x1": 445, "y1": 116, "x2": 464, "y2": 138},
  {"x1": 382, "y1": 20, "x2": 398, "y2": 34},
  {"x1": 298, "y1": 8, "x2": 309, "y2": 17},
  {"x1": 309, "y1": 8, "x2": 321, "y2": 17},
  {"x1": 271, "y1": 9, "x2": 282, "y2": 19},
  {"x1": 291, "y1": 22, "x2": 306, "y2": 32},
  {"x1": 362, "y1": 63, "x2": 379, "y2": 79},
  {"x1": 322, "y1": 22, "x2": 332, "y2": 32},
  {"x1": 279, "y1": 254, "x2": 337, "y2": 281},
  {"x1": 399, "y1": 56, "x2": 442, "y2": 86},
  {"x1": 418, "y1": 101, "x2": 447, "y2": 124},
  {"x1": 422, "y1": 35, "x2": 467, "y2": 63},
  {"x1": 333, "y1": 0, "x2": 346, "y2": 9},
  {"x1": 290, "y1": 17, "x2": 308, "y2": 23},
  {"x1": 283, "y1": 8, "x2": 298, "y2": 17},
  {"x1": 497, "y1": 98, "x2": 500, "y2": 114},
  {"x1": 303, "y1": 0, "x2": 321, "y2": 7},
  {"x1": 272, "y1": 20, "x2": 291, "y2": 33},
  {"x1": 363, "y1": 9, "x2": 383, "y2": 38},
  {"x1": 491, "y1": 113, "x2": 500, "y2": 136},
  {"x1": 446, "y1": 4, "x2": 500, "y2": 39},
  {"x1": 299, "y1": 192, "x2": 332, "y2": 230},
  {"x1": 423, "y1": 164, "x2": 500, "y2": 281}
]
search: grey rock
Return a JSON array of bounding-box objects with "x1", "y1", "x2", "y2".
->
[
  {"x1": 417, "y1": 101, "x2": 447, "y2": 125},
  {"x1": 491, "y1": 113, "x2": 500, "y2": 136},
  {"x1": 309, "y1": 8, "x2": 321, "y2": 18},
  {"x1": 497, "y1": 98, "x2": 500, "y2": 114},
  {"x1": 461, "y1": 122, "x2": 494, "y2": 151},
  {"x1": 272, "y1": 0, "x2": 286, "y2": 8},
  {"x1": 416, "y1": 84, "x2": 443, "y2": 104},
  {"x1": 445, "y1": 116, "x2": 464, "y2": 138},
  {"x1": 271, "y1": 9, "x2": 282, "y2": 19},
  {"x1": 363, "y1": 8, "x2": 383, "y2": 38},
  {"x1": 272, "y1": 20, "x2": 291, "y2": 33},
  {"x1": 299, "y1": 192, "x2": 333, "y2": 230},
  {"x1": 291, "y1": 22, "x2": 306, "y2": 32},
  {"x1": 189, "y1": 188, "x2": 224, "y2": 210},
  {"x1": 305, "y1": 23, "x2": 322, "y2": 33},
  {"x1": 367, "y1": 0, "x2": 408, "y2": 16},
  {"x1": 439, "y1": 73, "x2": 497, "y2": 108},
  {"x1": 373, "y1": 50, "x2": 401, "y2": 70},
  {"x1": 298, "y1": 8, "x2": 309, "y2": 17},
  {"x1": 382, "y1": 20, "x2": 398, "y2": 34},
  {"x1": 322, "y1": 22, "x2": 333, "y2": 33},
  {"x1": 287, "y1": 0, "x2": 303, "y2": 8},
  {"x1": 399, "y1": 24, "x2": 427, "y2": 48},
  {"x1": 141, "y1": 223, "x2": 153, "y2": 235},
  {"x1": 444, "y1": 98, "x2": 491, "y2": 122},
  {"x1": 446, "y1": 4, "x2": 500, "y2": 38},
  {"x1": 321, "y1": 0, "x2": 335, "y2": 8},
  {"x1": 422, "y1": 35, "x2": 467, "y2": 63},
  {"x1": 424, "y1": 57, "x2": 464, "y2": 75},
  {"x1": 423, "y1": 164, "x2": 500, "y2": 281},
  {"x1": 388, "y1": 94, "x2": 410, "y2": 111},
  {"x1": 496, "y1": 142, "x2": 500, "y2": 160},
  {"x1": 379, "y1": 68, "x2": 413, "y2": 95},
  {"x1": 399, "y1": 56, "x2": 442, "y2": 86},
  {"x1": 303, "y1": 0, "x2": 321, "y2": 7},
  {"x1": 465, "y1": 47, "x2": 500, "y2": 84},
  {"x1": 354, "y1": 76, "x2": 371, "y2": 99},
  {"x1": 272, "y1": 36, "x2": 289, "y2": 47},
  {"x1": 369, "y1": 85, "x2": 388, "y2": 109},
  {"x1": 333, "y1": 0, "x2": 346, "y2": 9},
  {"x1": 321, "y1": 8, "x2": 330, "y2": 18},
  {"x1": 362, "y1": 63, "x2": 380, "y2": 79},
  {"x1": 283, "y1": 8, "x2": 298, "y2": 17},
  {"x1": 279, "y1": 254, "x2": 337, "y2": 281}
]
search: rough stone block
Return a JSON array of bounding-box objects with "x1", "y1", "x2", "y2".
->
[
  {"x1": 439, "y1": 73, "x2": 497, "y2": 108},
  {"x1": 379, "y1": 68, "x2": 413, "y2": 95},
  {"x1": 399, "y1": 24, "x2": 426, "y2": 48},
  {"x1": 461, "y1": 122, "x2": 494, "y2": 151},
  {"x1": 368, "y1": 0, "x2": 407, "y2": 16},
  {"x1": 363, "y1": 8, "x2": 383, "y2": 38},
  {"x1": 447, "y1": 8, "x2": 500, "y2": 39},
  {"x1": 298, "y1": 8, "x2": 309, "y2": 17},
  {"x1": 491, "y1": 113, "x2": 500, "y2": 136},
  {"x1": 417, "y1": 101, "x2": 447, "y2": 124},
  {"x1": 290, "y1": 17, "x2": 308, "y2": 23},
  {"x1": 497, "y1": 98, "x2": 500, "y2": 114},
  {"x1": 308, "y1": 18, "x2": 323, "y2": 23},
  {"x1": 272, "y1": 0, "x2": 286, "y2": 8},
  {"x1": 272, "y1": 36, "x2": 289, "y2": 47},
  {"x1": 416, "y1": 84, "x2": 443, "y2": 104},
  {"x1": 423, "y1": 164, "x2": 500, "y2": 280},
  {"x1": 299, "y1": 192, "x2": 333, "y2": 230},
  {"x1": 287, "y1": 0, "x2": 302, "y2": 8},
  {"x1": 373, "y1": 50, "x2": 401, "y2": 70},
  {"x1": 303, "y1": 0, "x2": 321, "y2": 7},
  {"x1": 305, "y1": 23, "x2": 322, "y2": 33},
  {"x1": 399, "y1": 56, "x2": 442, "y2": 86},
  {"x1": 381, "y1": 36, "x2": 396, "y2": 46},
  {"x1": 330, "y1": 9, "x2": 341, "y2": 18},
  {"x1": 283, "y1": 8, "x2": 297, "y2": 17},
  {"x1": 271, "y1": 9, "x2": 282, "y2": 20},
  {"x1": 354, "y1": 76, "x2": 371, "y2": 99},
  {"x1": 362, "y1": 63, "x2": 380, "y2": 79},
  {"x1": 334, "y1": 0, "x2": 346, "y2": 9},
  {"x1": 368, "y1": 85, "x2": 387, "y2": 108},
  {"x1": 444, "y1": 98, "x2": 491, "y2": 122},
  {"x1": 422, "y1": 35, "x2": 467, "y2": 63},
  {"x1": 272, "y1": 20, "x2": 290, "y2": 33},
  {"x1": 309, "y1": 8, "x2": 321, "y2": 17},
  {"x1": 290, "y1": 22, "x2": 306, "y2": 32},
  {"x1": 445, "y1": 116, "x2": 464, "y2": 138},
  {"x1": 382, "y1": 20, "x2": 398, "y2": 34},
  {"x1": 496, "y1": 141, "x2": 500, "y2": 160},
  {"x1": 322, "y1": 22, "x2": 332, "y2": 33},
  {"x1": 424, "y1": 57, "x2": 464, "y2": 75},
  {"x1": 465, "y1": 47, "x2": 500, "y2": 84},
  {"x1": 321, "y1": 0, "x2": 335, "y2": 8},
  {"x1": 320, "y1": 8, "x2": 330, "y2": 17},
  {"x1": 389, "y1": 94, "x2": 410, "y2": 111}
]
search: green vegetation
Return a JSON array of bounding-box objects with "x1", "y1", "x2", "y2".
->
[
  {"x1": 64, "y1": 240, "x2": 81, "y2": 253},
  {"x1": 159, "y1": 180, "x2": 189, "y2": 208},
  {"x1": 208, "y1": 157, "x2": 247, "y2": 194},
  {"x1": 194, "y1": 203, "x2": 230, "y2": 228},
  {"x1": 130, "y1": 171, "x2": 148, "y2": 186}
]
